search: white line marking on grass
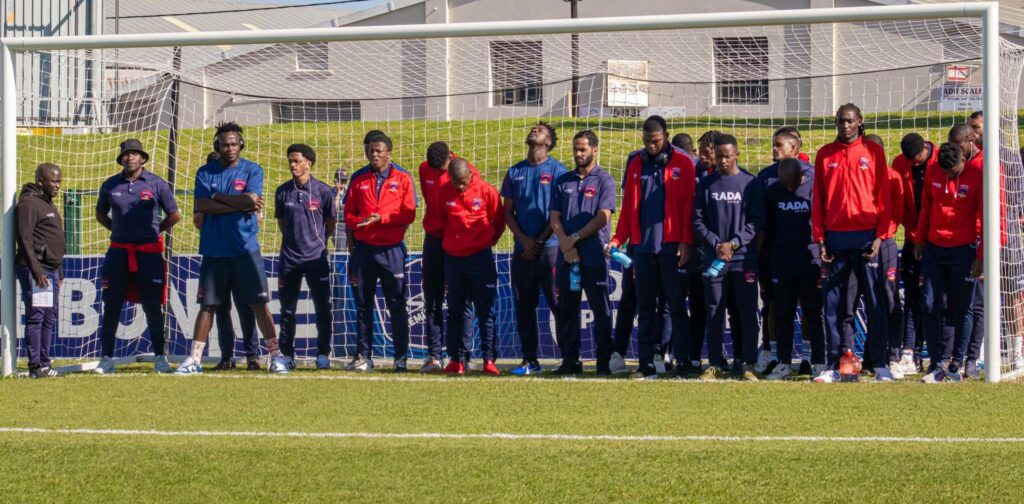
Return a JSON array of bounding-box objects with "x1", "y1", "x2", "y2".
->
[{"x1": 0, "y1": 427, "x2": 1019, "y2": 444}]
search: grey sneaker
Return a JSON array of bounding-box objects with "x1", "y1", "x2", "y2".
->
[
  {"x1": 608, "y1": 352, "x2": 629, "y2": 375},
  {"x1": 94, "y1": 356, "x2": 116, "y2": 375},
  {"x1": 268, "y1": 355, "x2": 290, "y2": 374},
  {"x1": 315, "y1": 354, "x2": 331, "y2": 370},
  {"x1": 653, "y1": 354, "x2": 666, "y2": 374},
  {"x1": 153, "y1": 355, "x2": 172, "y2": 374},
  {"x1": 394, "y1": 358, "x2": 408, "y2": 373},
  {"x1": 420, "y1": 356, "x2": 444, "y2": 373}
]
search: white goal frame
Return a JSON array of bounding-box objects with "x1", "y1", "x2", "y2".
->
[{"x1": 0, "y1": 2, "x2": 1004, "y2": 380}]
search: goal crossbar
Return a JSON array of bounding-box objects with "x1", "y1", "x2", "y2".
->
[{"x1": 0, "y1": 2, "x2": 1004, "y2": 380}]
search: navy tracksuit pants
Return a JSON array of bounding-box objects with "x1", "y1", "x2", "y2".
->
[
  {"x1": 921, "y1": 243, "x2": 977, "y2": 365},
  {"x1": 633, "y1": 252, "x2": 689, "y2": 373},
  {"x1": 900, "y1": 242, "x2": 925, "y2": 354},
  {"x1": 511, "y1": 246, "x2": 559, "y2": 362},
  {"x1": 278, "y1": 256, "x2": 333, "y2": 358},
  {"x1": 879, "y1": 238, "x2": 905, "y2": 363},
  {"x1": 17, "y1": 265, "x2": 58, "y2": 370},
  {"x1": 958, "y1": 278, "x2": 985, "y2": 362},
  {"x1": 556, "y1": 261, "x2": 613, "y2": 364},
  {"x1": 99, "y1": 248, "x2": 166, "y2": 357},
  {"x1": 422, "y1": 234, "x2": 447, "y2": 359},
  {"x1": 353, "y1": 243, "x2": 409, "y2": 360},
  {"x1": 215, "y1": 293, "x2": 258, "y2": 360},
  {"x1": 445, "y1": 249, "x2": 497, "y2": 363},
  {"x1": 758, "y1": 256, "x2": 774, "y2": 351},
  {"x1": 772, "y1": 261, "x2": 825, "y2": 365},
  {"x1": 686, "y1": 259, "x2": 708, "y2": 363},
  {"x1": 613, "y1": 245, "x2": 671, "y2": 357},
  {"x1": 704, "y1": 268, "x2": 759, "y2": 366},
  {"x1": 823, "y1": 236, "x2": 887, "y2": 367}
]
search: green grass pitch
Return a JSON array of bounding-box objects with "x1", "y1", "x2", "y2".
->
[{"x1": 2, "y1": 367, "x2": 1024, "y2": 502}]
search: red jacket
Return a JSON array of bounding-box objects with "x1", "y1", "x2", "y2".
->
[
  {"x1": 811, "y1": 136, "x2": 891, "y2": 242},
  {"x1": 419, "y1": 154, "x2": 479, "y2": 239},
  {"x1": 967, "y1": 148, "x2": 1008, "y2": 247},
  {"x1": 915, "y1": 163, "x2": 983, "y2": 258},
  {"x1": 438, "y1": 174, "x2": 506, "y2": 257},
  {"x1": 343, "y1": 163, "x2": 417, "y2": 246},
  {"x1": 883, "y1": 167, "x2": 907, "y2": 240},
  {"x1": 891, "y1": 142, "x2": 938, "y2": 244},
  {"x1": 612, "y1": 147, "x2": 696, "y2": 247}
]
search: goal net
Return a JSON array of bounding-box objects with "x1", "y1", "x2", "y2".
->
[{"x1": 6, "y1": 8, "x2": 1024, "y2": 377}]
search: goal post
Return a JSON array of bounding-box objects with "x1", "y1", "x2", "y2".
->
[{"x1": 0, "y1": 2, "x2": 1013, "y2": 380}]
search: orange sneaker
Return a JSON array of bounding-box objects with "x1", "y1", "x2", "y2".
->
[
  {"x1": 443, "y1": 360, "x2": 465, "y2": 375},
  {"x1": 483, "y1": 360, "x2": 501, "y2": 376}
]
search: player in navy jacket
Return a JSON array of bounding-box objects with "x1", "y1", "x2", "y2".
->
[
  {"x1": 694, "y1": 134, "x2": 764, "y2": 380},
  {"x1": 762, "y1": 159, "x2": 824, "y2": 380}
]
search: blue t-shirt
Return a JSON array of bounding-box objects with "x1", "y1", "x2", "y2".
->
[
  {"x1": 763, "y1": 174, "x2": 819, "y2": 269},
  {"x1": 694, "y1": 168, "x2": 763, "y2": 270},
  {"x1": 550, "y1": 166, "x2": 617, "y2": 266},
  {"x1": 756, "y1": 159, "x2": 813, "y2": 191},
  {"x1": 96, "y1": 169, "x2": 179, "y2": 244},
  {"x1": 275, "y1": 176, "x2": 337, "y2": 270},
  {"x1": 194, "y1": 158, "x2": 264, "y2": 258},
  {"x1": 500, "y1": 157, "x2": 569, "y2": 250}
]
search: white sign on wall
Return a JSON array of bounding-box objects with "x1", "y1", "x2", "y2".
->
[
  {"x1": 606, "y1": 59, "x2": 649, "y2": 108},
  {"x1": 939, "y1": 85, "x2": 982, "y2": 111}
]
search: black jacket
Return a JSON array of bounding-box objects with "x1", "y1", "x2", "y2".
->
[{"x1": 16, "y1": 183, "x2": 65, "y2": 278}]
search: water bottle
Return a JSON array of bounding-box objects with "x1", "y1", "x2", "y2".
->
[
  {"x1": 703, "y1": 258, "x2": 725, "y2": 278},
  {"x1": 839, "y1": 349, "x2": 861, "y2": 382},
  {"x1": 609, "y1": 247, "x2": 632, "y2": 268},
  {"x1": 569, "y1": 263, "x2": 582, "y2": 292}
]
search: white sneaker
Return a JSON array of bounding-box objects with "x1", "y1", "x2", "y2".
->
[
  {"x1": 94, "y1": 356, "x2": 116, "y2": 375},
  {"x1": 153, "y1": 355, "x2": 172, "y2": 374},
  {"x1": 921, "y1": 368, "x2": 945, "y2": 383},
  {"x1": 174, "y1": 357, "x2": 203, "y2": 375},
  {"x1": 754, "y1": 350, "x2": 774, "y2": 373},
  {"x1": 315, "y1": 354, "x2": 331, "y2": 370},
  {"x1": 268, "y1": 354, "x2": 290, "y2": 374},
  {"x1": 420, "y1": 356, "x2": 444, "y2": 373},
  {"x1": 813, "y1": 369, "x2": 838, "y2": 383},
  {"x1": 653, "y1": 354, "x2": 666, "y2": 374},
  {"x1": 766, "y1": 363, "x2": 792, "y2": 381},
  {"x1": 898, "y1": 351, "x2": 917, "y2": 375},
  {"x1": 608, "y1": 352, "x2": 628, "y2": 375},
  {"x1": 811, "y1": 364, "x2": 827, "y2": 377},
  {"x1": 874, "y1": 367, "x2": 894, "y2": 382},
  {"x1": 888, "y1": 361, "x2": 905, "y2": 380},
  {"x1": 345, "y1": 356, "x2": 374, "y2": 372}
]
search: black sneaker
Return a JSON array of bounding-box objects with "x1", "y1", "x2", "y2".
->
[
  {"x1": 947, "y1": 358, "x2": 962, "y2": 375},
  {"x1": 965, "y1": 359, "x2": 980, "y2": 379},
  {"x1": 673, "y1": 362, "x2": 700, "y2": 379},
  {"x1": 553, "y1": 360, "x2": 583, "y2": 376},
  {"x1": 29, "y1": 366, "x2": 58, "y2": 378},
  {"x1": 213, "y1": 359, "x2": 236, "y2": 371},
  {"x1": 246, "y1": 358, "x2": 260, "y2": 371},
  {"x1": 595, "y1": 362, "x2": 611, "y2": 376},
  {"x1": 663, "y1": 360, "x2": 675, "y2": 373},
  {"x1": 798, "y1": 360, "x2": 813, "y2": 376}
]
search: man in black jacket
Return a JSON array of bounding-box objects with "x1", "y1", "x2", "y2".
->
[{"x1": 15, "y1": 163, "x2": 65, "y2": 378}]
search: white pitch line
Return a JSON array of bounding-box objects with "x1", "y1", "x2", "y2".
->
[{"x1": 0, "y1": 427, "x2": 1019, "y2": 444}]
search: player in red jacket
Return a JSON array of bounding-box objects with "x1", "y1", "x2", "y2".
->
[
  {"x1": 811, "y1": 103, "x2": 893, "y2": 382},
  {"x1": 343, "y1": 133, "x2": 417, "y2": 372},
  {"x1": 437, "y1": 158, "x2": 506, "y2": 376}
]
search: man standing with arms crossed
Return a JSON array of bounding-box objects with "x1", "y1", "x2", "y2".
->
[
  {"x1": 95, "y1": 139, "x2": 180, "y2": 374},
  {"x1": 502, "y1": 123, "x2": 568, "y2": 376},
  {"x1": 275, "y1": 144, "x2": 336, "y2": 370},
  {"x1": 177, "y1": 122, "x2": 288, "y2": 374}
]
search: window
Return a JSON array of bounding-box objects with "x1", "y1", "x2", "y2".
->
[
  {"x1": 713, "y1": 37, "x2": 769, "y2": 105},
  {"x1": 490, "y1": 41, "x2": 543, "y2": 106},
  {"x1": 274, "y1": 101, "x2": 360, "y2": 123},
  {"x1": 295, "y1": 42, "x2": 329, "y2": 72}
]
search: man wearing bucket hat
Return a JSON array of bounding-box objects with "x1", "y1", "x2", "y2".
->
[{"x1": 95, "y1": 139, "x2": 181, "y2": 374}]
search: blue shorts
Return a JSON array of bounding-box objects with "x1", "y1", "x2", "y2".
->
[{"x1": 197, "y1": 251, "x2": 270, "y2": 307}]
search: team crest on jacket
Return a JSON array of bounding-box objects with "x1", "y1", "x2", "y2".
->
[
  {"x1": 744, "y1": 271, "x2": 756, "y2": 283},
  {"x1": 233, "y1": 178, "x2": 247, "y2": 191},
  {"x1": 388, "y1": 181, "x2": 399, "y2": 192},
  {"x1": 471, "y1": 197, "x2": 483, "y2": 210},
  {"x1": 539, "y1": 173, "x2": 552, "y2": 185},
  {"x1": 670, "y1": 167, "x2": 681, "y2": 180},
  {"x1": 957, "y1": 184, "x2": 970, "y2": 198},
  {"x1": 858, "y1": 157, "x2": 870, "y2": 170},
  {"x1": 139, "y1": 189, "x2": 154, "y2": 201},
  {"x1": 308, "y1": 197, "x2": 319, "y2": 210},
  {"x1": 887, "y1": 266, "x2": 897, "y2": 281},
  {"x1": 584, "y1": 186, "x2": 596, "y2": 198}
]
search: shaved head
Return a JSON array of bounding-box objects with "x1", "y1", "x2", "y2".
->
[{"x1": 450, "y1": 157, "x2": 472, "y2": 192}]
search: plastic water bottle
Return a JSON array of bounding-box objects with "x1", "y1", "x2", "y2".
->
[
  {"x1": 703, "y1": 258, "x2": 726, "y2": 278},
  {"x1": 609, "y1": 247, "x2": 632, "y2": 268},
  {"x1": 839, "y1": 349, "x2": 861, "y2": 382},
  {"x1": 569, "y1": 263, "x2": 582, "y2": 292}
]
